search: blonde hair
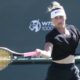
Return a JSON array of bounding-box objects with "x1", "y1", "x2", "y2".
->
[
  {"x1": 48, "y1": 1, "x2": 67, "y2": 20},
  {"x1": 48, "y1": 1, "x2": 63, "y2": 12}
]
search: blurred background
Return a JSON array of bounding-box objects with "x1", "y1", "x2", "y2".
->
[{"x1": 0, "y1": 0, "x2": 80, "y2": 80}]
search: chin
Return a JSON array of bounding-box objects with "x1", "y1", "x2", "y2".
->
[
  {"x1": 56, "y1": 26, "x2": 63, "y2": 29},
  {"x1": 56, "y1": 24, "x2": 65, "y2": 28}
]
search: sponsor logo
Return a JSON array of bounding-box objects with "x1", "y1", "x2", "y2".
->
[{"x1": 29, "y1": 19, "x2": 53, "y2": 32}]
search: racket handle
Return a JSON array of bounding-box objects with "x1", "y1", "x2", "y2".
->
[
  {"x1": 23, "y1": 51, "x2": 40, "y2": 57},
  {"x1": 13, "y1": 53, "x2": 23, "y2": 57}
]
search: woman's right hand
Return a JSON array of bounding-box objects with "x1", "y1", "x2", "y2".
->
[{"x1": 35, "y1": 49, "x2": 42, "y2": 57}]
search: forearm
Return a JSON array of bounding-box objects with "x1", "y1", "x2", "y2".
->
[{"x1": 36, "y1": 42, "x2": 53, "y2": 58}]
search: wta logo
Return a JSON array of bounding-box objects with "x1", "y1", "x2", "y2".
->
[
  {"x1": 29, "y1": 20, "x2": 41, "y2": 32},
  {"x1": 29, "y1": 19, "x2": 53, "y2": 32}
]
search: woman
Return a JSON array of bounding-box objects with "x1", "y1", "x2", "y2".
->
[{"x1": 35, "y1": 1, "x2": 80, "y2": 80}]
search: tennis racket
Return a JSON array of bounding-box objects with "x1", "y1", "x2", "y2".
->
[
  {"x1": 0, "y1": 47, "x2": 80, "y2": 71},
  {"x1": 0, "y1": 47, "x2": 39, "y2": 71}
]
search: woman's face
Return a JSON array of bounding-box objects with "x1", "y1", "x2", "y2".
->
[{"x1": 51, "y1": 16, "x2": 66, "y2": 29}]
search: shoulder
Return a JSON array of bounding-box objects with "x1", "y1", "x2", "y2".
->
[
  {"x1": 67, "y1": 24, "x2": 80, "y2": 36},
  {"x1": 45, "y1": 28, "x2": 58, "y2": 43},
  {"x1": 66, "y1": 24, "x2": 80, "y2": 31},
  {"x1": 66, "y1": 24, "x2": 76, "y2": 29},
  {"x1": 46, "y1": 28, "x2": 57, "y2": 38},
  {"x1": 66, "y1": 24, "x2": 78, "y2": 32},
  {"x1": 45, "y1": 28, "x2": 57, "y2": 43}
]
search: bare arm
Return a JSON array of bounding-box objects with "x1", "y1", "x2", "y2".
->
[{"x1": 36, "y1": 42, "x2": 53, "y2": 58}]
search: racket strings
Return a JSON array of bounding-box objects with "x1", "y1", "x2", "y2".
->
[{"x1": 0, "y1": 49, "x2": 12, "y2": 71}]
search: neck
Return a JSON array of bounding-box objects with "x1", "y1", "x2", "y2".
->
[{"x1": 57, "y1": 26, "x2": 66, "y2": 34}]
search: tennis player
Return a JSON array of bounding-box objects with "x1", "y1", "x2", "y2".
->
[{"x1": 35, "y1": 1, "x2": 80, "y2": 80}]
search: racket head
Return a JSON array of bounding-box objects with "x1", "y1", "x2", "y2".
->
[{"x1": 0, "y1": 47, "x2": 13, "y2": 71}]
